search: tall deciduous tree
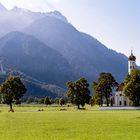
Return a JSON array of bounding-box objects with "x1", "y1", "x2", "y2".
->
[
  {"x1": 93, "y1": 82, "x2": 103, "y2": 106},
  {"x1": 66, "y1": 77, "x2": 91, "y2": 109},
  {"x1": 93, "y1": 72, "x2": 118, "y2": 106},
  {"x1": 0, "y1": 76, "x2": 26, "y2": 112},
  {"x1": 123, "y1": 69, "x2": 140, "y2": 106}
]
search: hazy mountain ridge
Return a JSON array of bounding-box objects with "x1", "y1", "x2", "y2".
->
[
  {"x1": 0, "y1": 3, "x2": 68, "y2": 38},
  {"x1": 0, "y1": 3, "x2": 129, "y2": 98},
  {"x1": 0, "y1": 31, "x2": 77, "y2": 87},
  {"x1": 25, "y1": 15, "x2": 128, "y2": 82}
]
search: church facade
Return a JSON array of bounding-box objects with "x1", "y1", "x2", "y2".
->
[{"x1": 111, "y1": 51, "x2": 136, "y2": 107}]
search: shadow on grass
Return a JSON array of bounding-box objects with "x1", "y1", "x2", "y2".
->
[{"x1": 78, "y1": 108, "x2": 86, "y2": 110}]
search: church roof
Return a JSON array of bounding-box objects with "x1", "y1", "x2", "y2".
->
[{"x1": 116, "y1": 83, "x2": 124, "y2": 92}]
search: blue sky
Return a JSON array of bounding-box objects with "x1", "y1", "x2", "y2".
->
[{"x1": 0, "y1": 0, "x2": 140, "y2": 64}]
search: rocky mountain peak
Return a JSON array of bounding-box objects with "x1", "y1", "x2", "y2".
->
[{"x1": 47, "y1": 10, "x2": 68, "y2": 23}]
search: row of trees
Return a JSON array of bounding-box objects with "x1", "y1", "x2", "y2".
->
[
  {"x1": 66, "y1": 69, "x2": 140, "y2": 108},
  {"x1": 44, "y1": 96, "x2": 65, "y2": 106},
  {"x1": 0, "y1": 76, "x2": 91, "y2": 111},
  {"x1": 24, "y1": 96, "x2": 66, "y2": 105},
  {"x1": 0, "y1": 76, "x2": 67, "y2": 112},
  {"x1": 0, "y1": 74, "x2": 118, "y2": 111},
  {"x1": 66, "y1": 73, "x2": 118, "y2": 108},
  {"x1": 1, "y1": 69, "x2": 140, "y2": 112}
]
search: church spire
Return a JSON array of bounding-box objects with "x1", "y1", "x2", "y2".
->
[
  {"x1": 131, "y1": 49, "x2": 133, "y2": 55},
  {"x1": 128, "y1": 50, "x2": 136, "y2": 74},
  {"x1": 129, "y1": 49, "x2": 136, "y2": 61}
]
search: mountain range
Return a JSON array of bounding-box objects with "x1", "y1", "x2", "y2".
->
[{"x1": 0, "y1": 3, "x2": 129, "y2": 97}]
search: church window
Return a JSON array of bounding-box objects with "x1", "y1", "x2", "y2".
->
[{"x1": 124, "y1": 101, "x2": 127, "y2": 106}]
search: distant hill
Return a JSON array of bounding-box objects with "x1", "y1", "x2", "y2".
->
[{"x1": 0, "y1": 71, "x2": 66, "y2": 98}]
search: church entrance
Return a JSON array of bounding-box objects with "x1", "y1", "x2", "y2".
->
[{"x1": 119, "y1": 101, "x2": 122, "y2": 106}]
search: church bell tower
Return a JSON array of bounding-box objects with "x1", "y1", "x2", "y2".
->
[{"x1": 128, "y1": 50, "x2": 136, "y2": 74}]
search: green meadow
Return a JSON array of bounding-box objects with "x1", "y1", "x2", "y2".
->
[{"x1": 0, "y1": 105, "x2": 140, "y2": 140}]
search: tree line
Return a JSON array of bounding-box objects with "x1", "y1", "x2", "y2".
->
[
  {"x1": 1, "y1": 69, "x2": 140, "y2": 112},
  {"x1": 66, "y1": 69, "x2": 140, "y2": 108}
]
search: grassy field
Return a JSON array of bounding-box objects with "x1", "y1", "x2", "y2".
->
[{"x1": 0, "y1": 105, "x2": 140, "y2": 140}]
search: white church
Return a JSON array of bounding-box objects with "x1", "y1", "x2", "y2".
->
[{"x1": 110, "y1": 51, "x2": 136, "y2": 107}]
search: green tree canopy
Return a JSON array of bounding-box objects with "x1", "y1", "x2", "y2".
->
[
  {"x1": 123, "y1": 69, "x2": 140, "y2": 106},
  {"x1": 93, "y1": 81, "x2": 103, "y2": 106},
  {"x1": 44, "y1": 96, "x2": 51, "y2": 106},
  {"x1": 0, "y1": 76, "x2": 26, "y2": 112},
  {"x1": 93, "y1": 72, "x2": 118, "y2": 106},
  {"x1": 59, "y1": 98, "x2": 65, "y2": 106},
  {"x1": 66, "y1": 77, "x2": 91, "y2": 109}
]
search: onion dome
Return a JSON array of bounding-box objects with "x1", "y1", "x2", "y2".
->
[{"x1": 128, "y1": 50, "x2": 136, "y2": 61}]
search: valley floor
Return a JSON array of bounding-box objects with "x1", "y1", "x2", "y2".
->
[{"x1": 0, "y1": 105, "x2": 140, "y2": 140}]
